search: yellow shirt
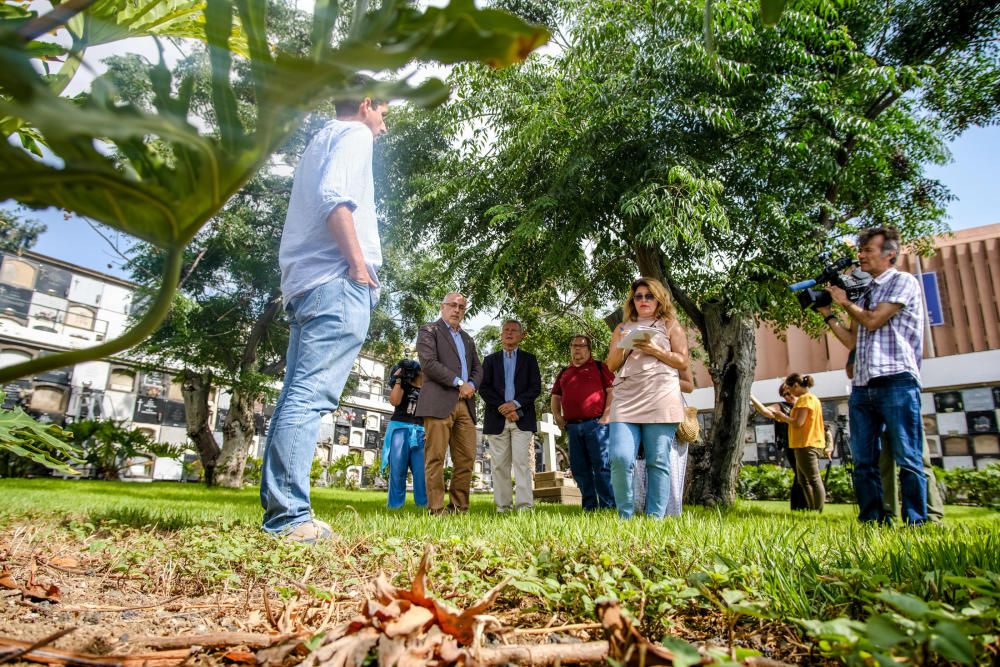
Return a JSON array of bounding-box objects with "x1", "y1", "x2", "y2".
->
[{"x1": 789, "y1": 392, "x2": 825, "y2": 449}]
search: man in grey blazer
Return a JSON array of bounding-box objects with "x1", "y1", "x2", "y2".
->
[{"x1": 415, "y1": 292, "x2": 483, "y2": 515}]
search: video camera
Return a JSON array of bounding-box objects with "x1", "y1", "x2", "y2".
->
[
  {"x1": 788, "y1": 252, "x2": 872, "y2": 310},
  {"x1": 391, "y1": 359, "x2": 421, "y2": 387}
]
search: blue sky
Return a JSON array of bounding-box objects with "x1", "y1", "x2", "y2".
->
[{"x1": 9, "y1": 124, "x2": 1000, "y2": 281}]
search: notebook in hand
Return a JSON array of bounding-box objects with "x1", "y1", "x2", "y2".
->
[{"x1": 617, "y1": 326, "x2": 658, "y2": 350}]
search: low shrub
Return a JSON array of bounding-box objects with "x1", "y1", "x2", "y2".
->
[
  {"x1": 243, "y1": 456, "x2": 263, "y2": 486},
  {"x1": 822, "y1": 463, "x2": 855, "y2": 504},
  {"x1": 937, "y1": 464, "x2": 1000, "y2": 510},
  {"x1": 739, "y1": 462, "x2": 1000, "y2": 510},
  {"x1": 737, "y1": 464, "x2": 792, "y2": 500}
]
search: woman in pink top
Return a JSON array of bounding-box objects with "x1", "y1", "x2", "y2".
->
[{"x1": 606, "y1": 277, "x2": 689, "y2": 518}]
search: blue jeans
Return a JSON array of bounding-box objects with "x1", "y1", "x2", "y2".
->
[
  {"x1": 848, "y1": 373, "x2": 927, "y2": 525},
  {"x1": 566, "y1": 419, "x2": 615, "y2": 511},
  {"x1": 260, "y1": 276, "x2": 371, "y2": 533},
  {"x1": 387, "y1": 426, "x2": 427, "y2": 509},
  {"x1": 609, "y1": 422, "x2": 678, "y2": 518}
]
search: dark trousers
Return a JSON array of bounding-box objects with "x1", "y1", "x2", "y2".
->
[
  {"x1": 567, "y1": 419, "x2": 615, "y2": 511},
  {"x1": 793, "y1": 447, "x2": 826, "y2": 511},
  {"x1": 783, "y1": 445, "x2": 808, "y2": 511}
]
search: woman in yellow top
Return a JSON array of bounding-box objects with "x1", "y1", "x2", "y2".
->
[{"x1": 756, "y1": 373, "x2": 826, "y2": 511}]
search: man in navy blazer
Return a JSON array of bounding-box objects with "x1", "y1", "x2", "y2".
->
[{"x1": 480, "y1": 320, "x2": 542, "y2": 511}]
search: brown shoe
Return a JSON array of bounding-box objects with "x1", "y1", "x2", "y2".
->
[{"x1": 277, "y1": 519, "x2": 333, "y2": 544}]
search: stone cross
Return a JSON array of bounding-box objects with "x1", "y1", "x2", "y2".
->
[{"x1": 538, "y1": 412, "x2": 561, "y2": 471}]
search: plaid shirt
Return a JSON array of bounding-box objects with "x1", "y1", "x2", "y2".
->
[{"x1": 853, "y1": 268, "x2": 924, "y2": 387}]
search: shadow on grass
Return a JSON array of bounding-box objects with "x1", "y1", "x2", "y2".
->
[
  {"x1": 84, "y1": 506, "x2": 204, "y2": 531},
  {"x1": 722, "y1": 501, "x2": 860, "y2": 523}
]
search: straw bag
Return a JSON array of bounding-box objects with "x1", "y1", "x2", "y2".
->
[{"x1": 676, "y1": 398, "x2": 700, "y2": 445}]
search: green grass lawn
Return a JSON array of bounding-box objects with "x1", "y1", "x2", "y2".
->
[{"x1": 2, "y1": 478, "x2": 998, "y2": 663}]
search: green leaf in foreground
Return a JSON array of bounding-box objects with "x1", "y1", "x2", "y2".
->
[
  {"x1": 930, "y1": 620, "x2": 976, "y2": 664},
  {"x1": 660, "y1": 636, "x2": 703, "y2": 667}
]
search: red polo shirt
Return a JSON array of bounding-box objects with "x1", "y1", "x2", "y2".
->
[{"x1": 551, "y1": 360, "x2": 615, "y2": 421}]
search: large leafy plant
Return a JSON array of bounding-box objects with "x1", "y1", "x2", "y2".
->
[
  {"x1": 0, "y1": 0, "x2": 549, "y2": 383},
  {"x1": 0, "y1": 392, "x2": 81, "y2": 475}
]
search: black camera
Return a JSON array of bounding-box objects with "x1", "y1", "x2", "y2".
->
[
  {"x1": 391, "y1": 359, "x2": 421, "y2": 387},
  {"x1": 789, "y1": 252, "x2": 873, "y2": 310}
]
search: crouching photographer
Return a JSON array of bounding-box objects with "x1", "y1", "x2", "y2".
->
[
  {"x1": 381, "y1": 359, "x2": 427, "y2": 509},
  {"x1": 821, "y1": 226, "x2": 928, "y2": 525}
]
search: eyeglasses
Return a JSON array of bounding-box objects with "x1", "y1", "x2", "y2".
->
[
  {"x1": 443, "y1": 302, "x2": 467, "y2": 311},
  {"x1": 570, "y1": 343, "x2": 589, "y2": 348},
  {"x1": 633, "y1": 293, "x2": 656, "y2": 302}
]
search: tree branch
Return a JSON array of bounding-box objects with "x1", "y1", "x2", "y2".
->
[
  {"x1": 242, "y1": 293, "x2": 283, "y2": 373},
  {"x1": 662, "y1": 271, "x2": 706, "y2": 338},
  {"x1": 16, "y1": 0, "x2": 99, "y2": 43},
  {"x1": 178, "y1": 248, "x2": 209, "y2": 290}
]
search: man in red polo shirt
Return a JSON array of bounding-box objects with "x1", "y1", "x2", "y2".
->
[{"x1": 550, "y1": 334, "x2": 616, "y2": 511}]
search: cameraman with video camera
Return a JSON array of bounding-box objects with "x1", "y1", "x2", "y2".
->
[
  {"x1": 381, "y1": 357, "x2": 427, "y2": 509},
  {"x1": 821, "y1": 227, "x2": 928, "y2": 525}
]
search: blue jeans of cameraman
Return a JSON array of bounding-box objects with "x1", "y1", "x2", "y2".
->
[
  {"x1": 848, "y1": 372, "x2": 927, "y2": 525},
  {"x1": 260, "y1": 276, "x2": 371, "y2": 534},
  {"x1": 566, "y1": 418, "x2": 615, "y2": 511}
]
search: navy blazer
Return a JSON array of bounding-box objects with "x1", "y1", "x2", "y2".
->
[{"x1": 479, "y1": 348, "x2": 542, "y2": 435}]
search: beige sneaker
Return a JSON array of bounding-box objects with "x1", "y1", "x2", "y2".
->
[{"x1": 278, "y1": 519, "x2": 333, "y2": 544}]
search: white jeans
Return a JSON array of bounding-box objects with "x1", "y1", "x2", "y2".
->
[
  {"x1": 488, "y1": 421, "x2": 535, "y2": 511},
  {"x1": 632, "y1": 442, "x2": 688, "y2": 516},
  {"x1": 667, "y1": 442, "x2": 689, "y2": 516}
]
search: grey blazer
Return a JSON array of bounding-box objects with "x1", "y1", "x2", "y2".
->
[{"x1": 414, "y1": 318, "x2": 484, "y2": 421}]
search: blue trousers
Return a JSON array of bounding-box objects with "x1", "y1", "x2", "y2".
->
[
  {"x1": 609, "y1": 422, "x2": 678, "y2": 518},
  {"x1": 387, "y1": 427, "x2": 427, "y2": 509},
  {"x1": 848, "y1": 373, "x2": 927, "y2": 525},
  {"x1": 566, "y1": 419, "x2": 615, "y2": 511},
  {"x1": 260, "y1": 276, "x2": 371, "y2": 533}
]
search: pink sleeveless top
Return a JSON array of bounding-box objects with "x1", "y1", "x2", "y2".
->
[{"x1": 609, "y1": 318, "x2": 685, "y2": 424}]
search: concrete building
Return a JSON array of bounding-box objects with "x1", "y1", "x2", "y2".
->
[
  {"x1": 0, "y1": 250, "x2": 401, "y2": 482},
  {"x1": 687, "y1": 223, "x2": 1000, "y2": 470}
]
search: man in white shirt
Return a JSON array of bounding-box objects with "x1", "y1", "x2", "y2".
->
[{"x1": 260, "y1": 92, "x2": 388, "y2": 543}]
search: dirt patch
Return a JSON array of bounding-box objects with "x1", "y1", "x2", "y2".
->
[{"x1": 1, "y1": 525, "x2": 824, "y2": 665}]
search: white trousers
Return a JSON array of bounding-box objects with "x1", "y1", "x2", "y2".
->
[
  {"x1": 667, "y1": 442, "x2": 689, "y2": 516},
  {"x1": 633, "y1": 442, "x2": 689, "y2": 516},
  {"x1": 488, "y1": 421, "x2": 535, "y2": 511}
]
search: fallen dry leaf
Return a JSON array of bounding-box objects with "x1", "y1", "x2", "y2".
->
[
  {"x1": 22, "y1": 582, "x2": 61, "y2": 603},
  {"x1": 221, "y1": 650, "x2": 256, "y2": 663},
  {"x1": 23, "y1": 564, "x2": 60, "y2": 603},
  {"x1": 255, "y1": 641, "x2": 301, "y2": 667},
  {"x1": 599, "y1": 600, "x2": 709, "y2": 666},
  {"x1": 383, "y1": 606, "x2": 433, "y2": 639},
  {"x1": 47, "y1": 557, "x2": 81, "y2": 569},
  {"x1": 0, "y1": 566, "x2": 16, "y2": 590}
]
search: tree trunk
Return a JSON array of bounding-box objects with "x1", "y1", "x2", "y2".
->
[
  {"x1": 181, "y1": 369, "x2": 220, "y2": 486},
  {"x1": 212, "y1": 293, "x2": 282, "y2": 488},
  {"x1": 215, "y1": 386, "x2": 257, "y2": 488},
  {"x1": 686, "y1": 303, "x2": 756, "y2": 507}
]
